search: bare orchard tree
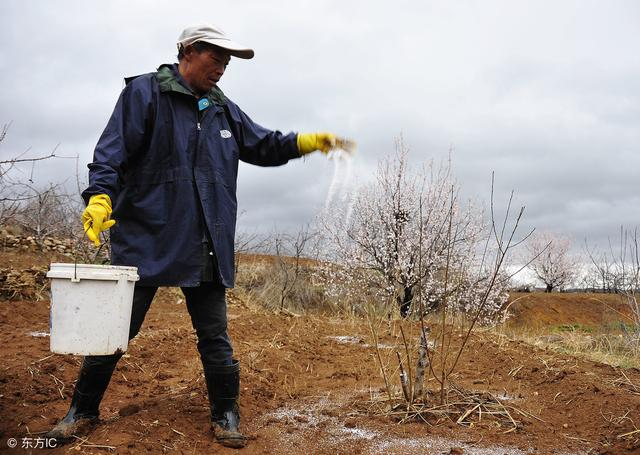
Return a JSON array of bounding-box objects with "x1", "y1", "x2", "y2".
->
[
  {"x1": 13, "y1": 183, "x2": 76, "y2": 247},
  {"x1": 0, "y1": 122, "x2": 58, "y2": 228},
  {"x1": 233, "y1": 211, "x2": 268, "y2": 277},
  {"x1": 0, "y1": 188, "x2": 20, "y2": 228},
  {"x1": 318, "y1": 138, "x2": 508, "y2": 321},
  {"x1": 272, "y1": 226, "x2": 316, "y2": 312},
  {"x1": 234, "y1": 229, "x2": 267, "y2": 275},
  {"x1": 586, "y1": 227, "x2": 640, "y2": 338},
  {"x1": 585, "y1": 228, "x2": 640, "y2": 352},
  {"x1": 583, "y1": 245, "x2": 619, "y2": 293},
  {"x1": 583, "y1": 231, "x2": 634, "y2": 294},
  {"x1": 526, "y1": 231, "x2": 576, "y2": 292},
  {"x1": 616, "y1": 228, "x2": 640, "y2": 342}
]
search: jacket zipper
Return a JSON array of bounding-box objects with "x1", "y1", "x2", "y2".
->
[{"x1": 193, "y1": 97, "x2": 220, "y2": 283}]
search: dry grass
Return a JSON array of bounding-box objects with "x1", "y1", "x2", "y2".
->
[
  {"x1": 234, "y1": 257, "x2": 330, "y2": 313},
  {"x1": 495, "y1": 291, "x2": 640, "y2": 368},
  {"x1": 496, "y1": 324, "x2": 640, "y2": 369}
]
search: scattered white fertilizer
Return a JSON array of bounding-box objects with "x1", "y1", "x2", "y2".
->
[
  {"x1": 28, "y1": 331, "x2": 49, "y2": 337},
  {"x1": 323, "y1": 148, "x2": 359, "y2": 226},
  {"x1": 494, "y1": 392, "x2": 517, "y2": 401},
  {"x1": 336, "y1": 426, "x2": 379, "y2": 440},
  {"x1": 326, "y1": 335, "x2": 394, "y2": 349},
  {"x1": 327, "y1": 335, "x2": 363, "y2": 344},
  {"x1": 371, "y1": 436, "x2": 536, "y2": 455},
  {"x1": 260, "y1": 395, "x2": 584, "y2": 455},
  {"x1": 267, "y1": 407, "x2": 321, "y2": 426},
  {"x1": 323, "y1": 152, "x2": 343, "y2": 212}
]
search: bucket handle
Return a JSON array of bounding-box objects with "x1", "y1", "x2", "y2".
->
[{"x1": 72, "y1": 225, "x2": 109, "y2": 282}]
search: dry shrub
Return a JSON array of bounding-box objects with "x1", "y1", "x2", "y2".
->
[
  {"x1": 234, "y1": 256, "x2": 330, "y2": 313},
  {"x1": 0, "y1": 266, "x2": 48, "y2": 300}
]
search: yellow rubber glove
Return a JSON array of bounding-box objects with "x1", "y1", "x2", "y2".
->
[
  {"x1": 82, "y1": 194, "x2": 116, "y2": 246},
  {"x1": 297, "y1": 133, "x2": 356, "y2": 156},
  {"x1": 297, "y1": 132, "x2": 337, "y2": 155}
]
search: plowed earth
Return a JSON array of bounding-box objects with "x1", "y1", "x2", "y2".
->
[{"x1": 1, "y1": 249, "x2": 639, "y2": 454}]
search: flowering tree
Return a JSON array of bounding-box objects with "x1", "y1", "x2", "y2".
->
[
  {"x1": 317, "y1": 139, "x2": 508, "y2": 322},
  {"x1": 526, "y1": 231, "x2": 576, "y2": 292},
  {"x1": 316, "y1": 138, "x2": 529, "y2": 410}
]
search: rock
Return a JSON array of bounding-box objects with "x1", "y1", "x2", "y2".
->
[
  {"x1": 343, "y1": 418, "x2": 357, "y2": 428},
  {"x1": 538, "y1": 334, "x2": 564, "y2": 344},
  {"x1": 119, "y1": 403, "x2": 141, "y2": 417},
  {"x1": 40, "y1": 363, "x2": 57, "y2": 374}
]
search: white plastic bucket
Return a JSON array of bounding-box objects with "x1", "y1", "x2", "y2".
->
[{"x1": 47, "y1": 263, "x2": 139, "y2": 355}]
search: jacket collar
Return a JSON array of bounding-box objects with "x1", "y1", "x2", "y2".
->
[{"x1": 156, "y1": 63, "x2": 226, "y2": 105}]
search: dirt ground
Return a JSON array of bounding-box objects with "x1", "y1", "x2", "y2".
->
[
  {"x1": 506, "y1": 292, "x2": 635, "y2": 331},
  {"x1": 1, "y1": 249, "x2": 640, "y2": 454}
]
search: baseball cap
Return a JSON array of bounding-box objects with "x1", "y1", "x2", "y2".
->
[{"x1": 177, "y1": 24, "x2": 254, "y2": 59}]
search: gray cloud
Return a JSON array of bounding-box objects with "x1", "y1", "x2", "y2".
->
[{"x1": 1, "y1": 0, "x2": 639, "y2": 253}]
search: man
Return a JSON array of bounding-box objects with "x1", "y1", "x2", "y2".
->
[{"x1": 46, "y1": 24, "x2": 347, "y2": 449}]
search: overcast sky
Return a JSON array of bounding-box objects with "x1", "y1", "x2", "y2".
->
[{"x1": 1, "y1": 0, "x2": 638, "y2": 253}]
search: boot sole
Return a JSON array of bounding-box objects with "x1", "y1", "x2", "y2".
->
[
  {"x1": 212, "y1": 424, "x2": 247, "y2": 448},
  {"x1": 45, "y1": 417, "x2": 99, "y2": 443}
]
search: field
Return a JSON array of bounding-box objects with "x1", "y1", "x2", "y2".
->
[{"x1": 1, "y1": 248, "x2": 639, "y2": 454}]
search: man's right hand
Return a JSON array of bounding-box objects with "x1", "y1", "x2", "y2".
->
[
  {"x1": 297, "y1": 133, "x2": 356, "y2": 156},
  {"x1": 82, "y1": 194, "x2": 116, "y2": 246}
]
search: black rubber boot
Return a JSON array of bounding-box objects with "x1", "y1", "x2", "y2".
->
[
  {"x1": 45, "y1": 356, "x2": 118, "y2": 442},
  {"x1": 205, "y1": 360, "x2": 246, "y2": 449}
]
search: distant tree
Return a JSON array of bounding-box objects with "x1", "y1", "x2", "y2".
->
[
  {"x1": 1, "y1": 122, "x2": 58, "y2": 228},
  {"x1": 233, "y1": 211, "x2": 269, "y2": 278},
  {"x1": 526, "y1": 231, "x2": 576, "y2": 292},
  {"x1": 272, "y1": 225, "x2": 315, "y2": 312},
  {"x1": 583, "y1": 242, "x2": 619, "y2": 293},
  {"x1": 13, "y1": 183, "x2": 75, "y2": 247},
  {"x1": 613, "y1": 228, "x2": 640, "y2": 339},
  {"x1": 586, "y1": 228, "x2": 640, "y2": 343},
  {"x1": 585, "y1": 227, "x2": 640, "y2": 295}
]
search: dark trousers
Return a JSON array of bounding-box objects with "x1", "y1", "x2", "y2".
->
[{"x1": 84, "y1": 282, "x2": 234, "y2": 372}]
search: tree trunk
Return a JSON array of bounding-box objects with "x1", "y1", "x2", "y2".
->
[{"x1": 399, "y1": 286, "x2": 414, "y2": 318}]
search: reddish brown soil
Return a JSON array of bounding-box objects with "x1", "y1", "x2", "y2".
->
[
  {"x1": 507, "y1": 292, "x2": 634, "y2": 331},
  {"x1": 1, "y1": 248, "x2": 639, "y2": 454}
]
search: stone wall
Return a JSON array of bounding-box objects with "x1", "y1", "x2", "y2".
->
[{"x1": 0, "y1": 232, "x2": 75, "y2": 256}]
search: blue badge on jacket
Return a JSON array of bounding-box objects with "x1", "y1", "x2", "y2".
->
[{"x1": 198, "y1": 98, "x2": 210, "y2": 111}]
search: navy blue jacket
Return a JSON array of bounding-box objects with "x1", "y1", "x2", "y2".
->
[{"x1": 82, "y1": 64, "x2": 300, "y2": 287}]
